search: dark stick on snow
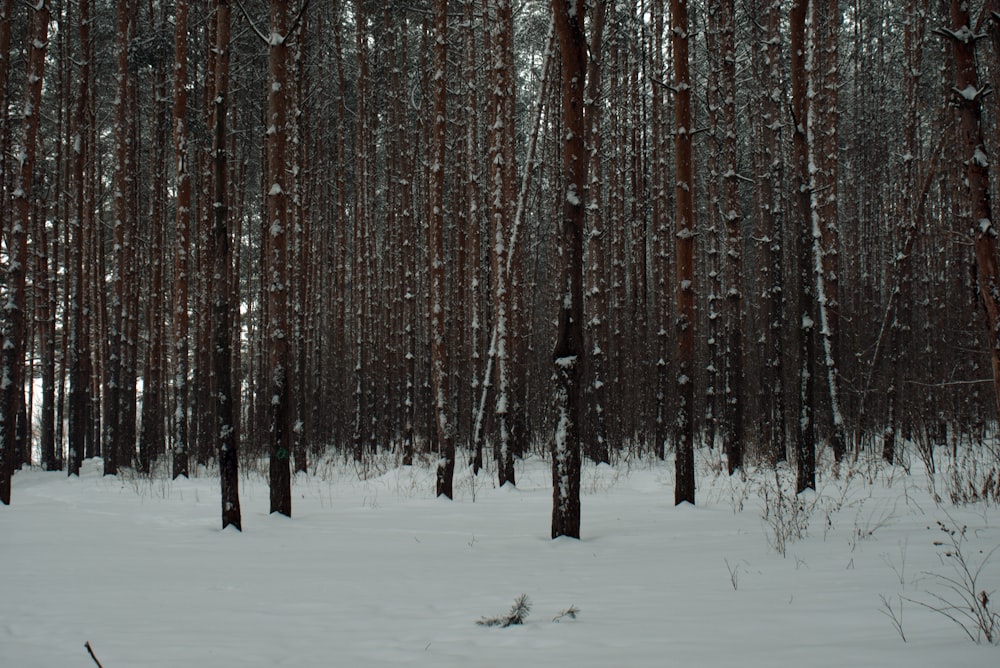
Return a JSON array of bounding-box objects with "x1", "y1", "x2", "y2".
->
[{"x1": 85, "y1": 641, "x2": 105, "y2": 668}]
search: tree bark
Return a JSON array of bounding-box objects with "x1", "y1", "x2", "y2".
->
[
  {"x1": 489, "y1": 0, "x2": 518, "y2": 487},
  {"x1": 171, "y1": 0, "x2": 192, "y2": 479},
  {"x1": 943, "y1": 0, "x2": 1000, "y2": 430},
  {"x1": 430, "y1": 0, "x2": 456, "y2": 499},
  {"x1": 212, "y1": 0, "x2": 241, "y2": 530},
  {"x1": 791, "y1": 0, "x2": 816, "y2": 494},
  {"x1": 2, "y1": 0, "x2": 51, "y2": 503},
  {"x1": 267, "y1": 0, "x2": 292, "y2": 517},
  {"x1": 672, "y1": 0, "x2": 696, "y2": 506},
  {"x1": 550, "y1": 0, "x2": 587, "y2": 538}
]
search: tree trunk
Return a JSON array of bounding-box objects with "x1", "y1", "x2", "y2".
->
[
  {"x1": 672, "y1": 0, "x2": 696, "y2": 505},
  {"x1": 719, "y1": 0, "x2": 744, "y2": 474},
  {"x1": 211, "y1": 0, "x2": 241, "y2": 530},
  {"x1": 943, "y1": 0, "x2": 1000, "y2": 429},
  {"x1": 1, "y1": 0, "x2": 51, "y2": 503},
  {"x1": 791, "y1": 0, "x2": 816, "y2": 494},
  {"x1": 267, "y1": 0, "x2": 292, "y2": 517},
  {"x1": 171, "y1": 0, "x2": 192, "y2": 479},
  {"x1": 489, "y1": 0, "x2": 518, "y2": 488},
  {"x1": 68, "y1": 0, "x2": 94, "y2": 477},
  {"x1": 429, "y1": 0, "x2": 455, "y2": 499},
  {"x1": 812, "y1": 0, "x2": 846, "y2": 464},
  {"x1": 550, "y1": 0, "x2": 587, "y2": 538}
]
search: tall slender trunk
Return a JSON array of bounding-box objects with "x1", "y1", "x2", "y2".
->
[
  {"x1": 585, "y1": 1, "x2": 609, "y2": 465},
  {"x1": 212, "y1": 0, "x2": 240, "y2": 530},
  {"x1": 68, "y1": 0, "x2": 94, "y2": 477},
  {"x1": 430, "y1": 0, "x2": 455, "y2": 499},
  {"x1": 792, "y1": 0, "x2": 816, "y2": 494},
  {"x1": 139, "y1": 13, "x2": 169, "y2": 474},
  {"x1": 942, "y1": 0, "x2": 1000, "y2": 428},
  {"x1": 171, "y1": 0, "x2": 192, "y2": 479},
  {"x1": 1, "y1": 0, "x2": 51, "y2": 503},
  {"x1": 812, "y1": 0, "x2": 846, "y2": 464},
  {"x1": 672, "y1": 0, "x2": 696, "y2": 506},
  {"x1": 267, "y1": 0, "x2": 292, "y2": 517},
  {"x1": 489, "y1": 0, "x2": 517, "y2": 487},
  {"x1": 550, "y1": 0, "x2": 587, "y2": 538},
  {"x1": 719, "y1": 0, "x2": 744, "y2": 474}
]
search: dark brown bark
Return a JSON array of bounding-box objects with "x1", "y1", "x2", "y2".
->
[
  {"x1": 489, "y1": 0, "x2": 517, "y2": 487},
  {"x1": 813, "y1": 0, "x2": 846, "y2": 464},
  {"x1": 267, "y1": 0, "x2": 292, "y2": 517},
  {"x1": 943, "y1": 0, "x2": 1000, "y2": 429},
  {"x1": 139, "y1": 10, "x2": 169, "y2": 474},
  {"x1": 672, "y1": 0, "x2": 695, "y2": 506},
  {"x1": 430, "y1": 0, "x2": 455, "y2": 499},
  {"x1": 2, "y1": 0, "x2": 51, "y2": 503},
  {"x1": 106, "y1": 0, "x2": 140, "y2": 475},
  {"x1": 719, "y1": 0, "x2": 744, "y2": 474},
  {"x1": 68, "y1": 0, "x2": 94, "y2": 477},
  {"x1": 792, "y1": 0, "x2": 816, "y2": 494},
  {"x1": 211, "y1": 0, "x2": 241, "y2": 530},
  {"x1": 550, "y1": 0, "x2": 587, "y2": 538},
  {"x1": 171, "y1": 0, "x2": 192, "y2": 479}
]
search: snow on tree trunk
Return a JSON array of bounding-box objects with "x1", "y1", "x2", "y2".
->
[
  {"x1": 942, "y1": 0, "x2": 1000, "y2": 431},
  {"x1": 672, "y1": 0, "x2": 696, "y2": 506},
  {"x1": 267, "y1": 0, "x2": 292, "y2": 517},
  {"x1": 550, "y1": 0, "x2": 587, "y2": 539},
  {"x1": 171, "y1": 0, "x2": 192, "y2": 480},
  {"x1": 791, "y1": 0, "x2": 816, "y2": 494},
  {"x1": 1, "y1": 0, "x2": 50, "y2": 503},
  {"x1": 211, "y1": 0, "x2": 241, "y2": 531},
  {"x1": 430, "y1": 0, "x2": 456, "y2": 500}
]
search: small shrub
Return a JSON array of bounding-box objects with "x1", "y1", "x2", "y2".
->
[{"x1": 906, "y1": 520, "x2": 999, "y2": 644}]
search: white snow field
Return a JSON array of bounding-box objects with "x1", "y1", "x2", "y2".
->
[{"x1": 2, "y1": 451, "x2": 998, "y2": 667}]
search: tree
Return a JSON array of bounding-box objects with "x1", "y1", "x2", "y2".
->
[
  {"x1": 429, "y1": 0, "x2": 456, "y2": 499},
  {"x1": 1, "y1": 0, "x2": 51, "y2": 503},
  {"x1": 791, "y1": 0, "x2": 816, "y2": 494},
  {"x1": 171, "y1": 0, "x2": 192, "y2": 480},
  {"x1": 672, "y1": 0, "x2": 696, "y2": 506},
  {"x1": 719, "y1": 0, "x2": 744, "y2": 474},
  {"x1": 940, "y1": 0, "x2": 1000, "y2": 427},
  {"x1": 811, "y1": 0, "x2": 846, "y2": 464},
  {"x1": 550, "y1": 0, "x2": 587, "y2": 538},
  {"x1": 267, "y1": 0, "x2": 293, "y2": 517},
  {"x1": 138, "y1": 0, "x2": 171, "y2": 475},
  {"x1": 105, "y1": 0, "x2": 140, "y2": 476},
  {"x1": 489, "y1": 0, "x2": 518, "y2": 487},
  {"x1": 211, "y1": 0, "x2": 241, "y2": 530},
  {"x1": 68, "y1": 0, "x2": 95, "y2": 478}
]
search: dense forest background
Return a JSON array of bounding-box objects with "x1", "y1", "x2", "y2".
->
[{"x1": 1, "y1": 0, "x2": 1000, "y2": 529}]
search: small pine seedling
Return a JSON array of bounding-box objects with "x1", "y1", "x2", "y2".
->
[
  {"x1": 552, "y1": 605, "x2": 580, "y2": 622},
  {"x1": 477, "y1": 594, "x2": 532, "y2": 628}
]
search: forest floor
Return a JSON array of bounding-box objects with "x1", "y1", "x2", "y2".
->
[{"x1": 2, "y1": 447, "x2": 999, "y2": 667}]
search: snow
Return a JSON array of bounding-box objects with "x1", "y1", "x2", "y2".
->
[{"x1": 2, "y1": 455, "x2": 999, "y2": 667}]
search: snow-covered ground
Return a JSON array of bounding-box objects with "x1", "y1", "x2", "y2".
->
[{"x1": 2, "y1": 451, "x2": 998, "y2": 667}]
